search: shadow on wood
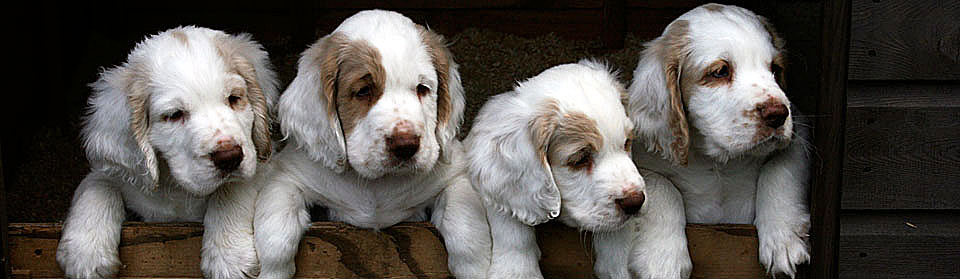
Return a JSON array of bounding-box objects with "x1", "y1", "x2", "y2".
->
[{"x1": 8, "y1": 222, "x2": 768, "y2": 278}]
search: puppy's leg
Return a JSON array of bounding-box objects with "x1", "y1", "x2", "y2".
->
[
  {"x1": 254, "y1": 173, "x2": 311, "y2": 279},
  {"x1": 485, "y1": 208, "x2": 543, "y2": 279},
  {"x1": 755, "y1": 125, "x2": 811, "y2": 278},
  {"x1": 593, "y1": 226, "x2": 633, "y2": 279},
  {"x1": 56, "y1": 172, "x2": 126, "y2": 279},
  {"x1": 201, "y1": 179, "x2": 262, "y2": 279},
  {"x1": 432, "y1": 174, "x2": 491, "y2": 279},
  {"x1": 626, "y1": 169, "x2": 691, "y2": 279}
]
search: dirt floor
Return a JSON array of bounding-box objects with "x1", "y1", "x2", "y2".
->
[{"x1": 3, "y1": 28, "x2": 650, "y2": 222}]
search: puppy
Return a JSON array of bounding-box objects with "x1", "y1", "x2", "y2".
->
[
  {"x1": 465, "y1": 60, "x2": 684, "y2": 278},
  {"x1": 56, "y1": 26, "x2": 278, "y2": 279},
  {"x1": 252, "y1": 10, "x2": 490, "y2": 279},
  {"x1": 627, "y1": 4, "x2": 811, "y2": 278}
]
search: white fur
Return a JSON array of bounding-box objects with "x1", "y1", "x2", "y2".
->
[
  {"x1": 56, "y1": 26, "x2": 279, "y2": 279},
  {"x1": 252, "y1": 10, "x2": 489, "y2": 279},
  {"x1": 466, "y1": 60, "x2": 663, "y2": 278},
  {"x1": 627, "y1": 4, "x2": 811, "y2": 278}
]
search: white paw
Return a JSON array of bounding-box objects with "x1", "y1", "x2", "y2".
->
[
  {"x1": 757, "y1": 222, "x2": 810, "y2": 278},
  {"x1": 56, "y1": 238, "x2": 121, "y2": 279},
  {"x1": 631, "y1": 250, "x2": 692, "y2": 279},
  {"x1": 201, "y1": 242, "x2": 259, "y2": 279}
]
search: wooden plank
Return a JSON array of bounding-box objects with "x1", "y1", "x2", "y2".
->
[
  {"x1": 848, "y1": 0, "x2": 960, "y2": 80},
  {"x1": 842, "y1": 106, "x2": 960, "y2": 210},
  {"x1": 839, "y1": 212, "x2": 960, "y2": 279},
  {"x1": 848, "y1": 82, "x2": 960, "y2": 108},
  {"x1": 8, "y1": 222, "x2": 768, "y2": 278},
  {"x1": 1, "y1": 141, "x2": 9, "y2": 279},
  {"x1": 808, "y1": 0, "x2": 850, "y2": 278}
]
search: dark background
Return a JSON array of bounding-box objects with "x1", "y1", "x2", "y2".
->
[{"x1": 3, "y1": 1, "x2": 958, "y2": 278}]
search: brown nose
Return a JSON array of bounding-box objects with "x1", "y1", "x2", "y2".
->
[
  {"x1": 211, "y1": 143, "x2": 243, "y2": 172},
  {"x1": 615, "y1": 192, "x2": 646, "y2": 215},
  {"x1": 386, "y1": 133, "x2": 420, "y2": 161},
  {"x1": 759, "y1": 102, "x2": 789, "y2": 128}
]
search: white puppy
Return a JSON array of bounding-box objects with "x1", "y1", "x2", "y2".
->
[
  {"x1": 252, "y1": 10, "x2": 490, "y2": 279},
  {"x1": 465, "y1": 60, "x2": 685, "y2": 278},
  {"x1": 627, "y1": 3, "x2": 811, "y2": 278},
  {"x1": 56, "y1": 26, "x2": 279, "y2": 279}
]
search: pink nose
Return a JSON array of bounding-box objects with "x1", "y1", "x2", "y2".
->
[
  {"x1": 759, "y1": 102, "x2": 789, "y2": 128},
  {"x1": 615, "y1": 191, "x2": 646, "y2": 215},
  {"x1": 211, "y1": 140, "x2": 243, "y2": 172}
]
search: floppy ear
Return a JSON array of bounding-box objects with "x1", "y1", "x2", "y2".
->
[
  {"x1": 467, "y1": 97, "x2": 562, "y2": 226},
  {"x1": 216, "y1": 33, "x2": 279, "y2": 162},
  {"x1": 627, "y1": 20, "x2": 691, "y2": 166},
  {"x1": 419, "y1": 26, "x2": 466, "y2": 159},
  {"x1": 83, "y1": 64, "x2": 159, "y2": 191},
  {"x1": 278, "y1": 33, "x2": 348, "y2": 172},
  {"x1": 757, "y1": 15, "x2": 788, "y2": 90}
]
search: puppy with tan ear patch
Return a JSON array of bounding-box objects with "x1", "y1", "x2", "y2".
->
[
  {"x1": 252, "y1": 10, "x2": 490, "y2": 279},
  {"x1": 56, "y1": 26, "x2": 278, "y2": 279},
  {"x1": 628, "y1": 3, "x2": 811, "y2": 278},
  {"x1": 465, "y1": 60, "x2": 686, "y2": 278}
]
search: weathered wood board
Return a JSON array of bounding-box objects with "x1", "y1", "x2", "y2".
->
[
  {"x1": 839, "y1": 212, "x2": 960, "y2": 279},
  {"x1": 9, "y1": 222, "x2": 769, "y2": 278}
]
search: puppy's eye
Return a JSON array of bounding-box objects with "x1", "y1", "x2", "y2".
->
[
  {"x1": 416, "y1": 84, "x2": 430, "y2": 96},
  {"x1": 710, "y1": 65, "x2": 730, "y2": 79},
  {"x1": 228, "y1": 95, "x2": 242, "y2": 107},
  {"x1": 624, "y1": 138, "x2": 632, "y2": 152},
  {"x1": 566, "y1": 148, "x2": 593, "y2": 170},
  {"x1": 354, "y1": 86, "x2": 371, "y2": 98},
  {"x1": 164, "y1": 110, "x2": 186, "y2": 123}
]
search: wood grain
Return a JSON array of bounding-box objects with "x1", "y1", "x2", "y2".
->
[
  {"x1": 843, "y1": 103, "x2": 960, "y2": 210},
  {"x1": 8, "y1": 222, "x2": 769, "y2": 278},
  {"x1": 809, "y1": 0, "x2": 850, "y2": 278},
  {"x1": 839, "y1": 212, "x2": 960, "y2": 279},
  {"x1": 848, "y1": 0, "x2": 960, "y2": 80},
  {"x1": 1, "y1": 142, "x2": 9, "y2": 279}
]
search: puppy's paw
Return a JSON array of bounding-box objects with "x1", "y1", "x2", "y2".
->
[
  {"x1": 630, "y1": 248, "x2": 692, "y2": 279},
  {"x1": 757, "y1": 222, "x2": 810, "y2": 278},
  {"x1": 56, "y1": 239, "x2": 121, "y2": 279},
  {"x1": 201, "y1": 239, "x2": 260, "y2": 279}
]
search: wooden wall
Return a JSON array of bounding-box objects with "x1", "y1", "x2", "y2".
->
[{"x1": 839, "y1": 0, "x2": 960, "y2": 278}]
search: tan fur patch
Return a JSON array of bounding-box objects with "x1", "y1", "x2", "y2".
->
[
  {"x1": 529, "y1": 99, "x2": 603, "y2": 169},
  {"x1": 216, "y1": 35, "x2": 272, "y2": 161},
  {"x1": 703, "y1": 3, "x2": 725, "y2": 12},
  {"x1": 661, "y1": 20, "x2": 691, "y2": 165},
  {"x1": 123, "y1": 63, "x2": 159, "y2": 189},
  {"x1": 170, "y1": 30, "x2": 189, "y2": 46},
  {"x1": 758, "y1": 15, "x2": 788, "y2": 89},
  {"x1": 319, "y1": 35, "x2": 387, "y2": 137},
  {"x1": 418, "y1": 25, "x2": 453, "y2": 129}
]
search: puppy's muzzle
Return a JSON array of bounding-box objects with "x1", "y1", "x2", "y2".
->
[
  {"x1": 615, "y1": 191, "x2": 646, "y2": 215},
  {"x1": 211, "y1": 140, "x2": 243, "y2": 172},
  {"x1": 758, "y1": 101, "x2": 789, "y2": 129}
]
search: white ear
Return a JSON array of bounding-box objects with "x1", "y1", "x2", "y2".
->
[
  {"x1": 279, "y1": 34, "x2": 348, "y2": 172},
  {"x1": 216, "y1": 32, "x2": 280, "y2": 162},
  {"x1": 419, "y1": 26, "x2": 465, "y2": 161},
  {"x1": 466, "y1": 96, "x2": 562, "y2": 226},
  {"x1": 83, "y1": 65, "x2": 159, "y2": 191},
  {"x1": 627, "y1": 19, "x2": 691, "y2": 166}
]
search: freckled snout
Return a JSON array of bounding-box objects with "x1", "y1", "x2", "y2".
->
[
  {"x1": 386, "y1": 122, "x2": 420, "y2": 161},
  {"x1": 615, "y1": 190, "x2": 646, "y2": 215},
  {"x1": 211, "y1": 139, "x2": 243, "y2": 172},
  {"x1": 758, "y1": 101, "x2": 789, "y2": 128}
]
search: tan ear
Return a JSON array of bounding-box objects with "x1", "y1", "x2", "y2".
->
[
  {"x1": 418, "y1": 25, "x2": 465, "y2": 152},
  {"x1": 124, "y1": 68, "x2": 160, "y2": 191},
  {"x1": 662, "y1": 21, "x2": 691, "y2": 166},
  {"x1": 232, "y1": 55, "x2": 273, "y2": 162}
]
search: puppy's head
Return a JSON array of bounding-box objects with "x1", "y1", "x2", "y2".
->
[
  {"x1": 83, "y1": 26, "x2": 278, "y2": 196},
  {"x1": 628, "y1": 3, "x2": 792, "y2": 164},
  {"x1": 279, "y1": 10, "x2": 465, "y2": 179},
  {"x1": 467, "y1": 60, "x2": 644, "y2": 231}
]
